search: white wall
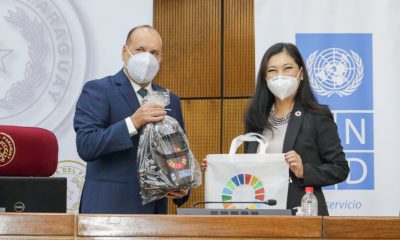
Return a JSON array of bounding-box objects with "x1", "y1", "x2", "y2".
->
[{"x1": 0, "y1": 0, "x2": 153, "y2": 213}]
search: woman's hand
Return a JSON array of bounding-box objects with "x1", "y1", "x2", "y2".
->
[
  {"x1": 201, "y1": 159, "x2": 208, "y2": 171},
  {"x1": 285, "y1": 150, "x2": 304, "y2": 178}
]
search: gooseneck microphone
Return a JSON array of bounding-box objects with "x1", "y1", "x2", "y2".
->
[{"x1": 192, "y1": 199, "x2": 277, "y2": 208}]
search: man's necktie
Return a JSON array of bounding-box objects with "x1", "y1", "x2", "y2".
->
[{"x1": 137, "y1": 88, "x2": 148, "y2": 98}]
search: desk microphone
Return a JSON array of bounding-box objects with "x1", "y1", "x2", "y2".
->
[{"x1": 192, "y1": 199, "x2": 277, "y2": 208}]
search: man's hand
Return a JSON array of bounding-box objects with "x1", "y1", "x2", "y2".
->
[
  {"x1": 130, "y1": 103, "x2": 166, "y2": 129},
  {"x1": 166, "y1": 189, "x2": 189, "y2": 199}
]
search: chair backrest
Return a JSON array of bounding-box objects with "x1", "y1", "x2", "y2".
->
[{"x1": 0, "y1": 125, "x2": 58, "y2": 176}]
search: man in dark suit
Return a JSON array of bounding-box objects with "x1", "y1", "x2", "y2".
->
[{"x1": 74, "y1": 25, "x2": 188, "y2": 214}]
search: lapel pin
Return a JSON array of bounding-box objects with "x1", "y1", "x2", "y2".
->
[{"x1": 295, "y1": 111, "x2": 302, "y2": 117}]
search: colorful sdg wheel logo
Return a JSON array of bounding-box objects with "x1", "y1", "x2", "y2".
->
[
  {"x1": 166, "y1": 146, "x2": 187, "y2": 169},
  {"x1": 221, "y1": 174, "x2": 265, "y2": 209}
]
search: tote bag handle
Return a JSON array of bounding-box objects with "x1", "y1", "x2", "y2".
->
[{"x1": 229, "y1": 132, "x2": 268, "y2": 155}]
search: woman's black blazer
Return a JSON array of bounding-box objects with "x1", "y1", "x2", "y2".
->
[{"x1": 246, "y1": 103, "x2": 349, "y2": 215}]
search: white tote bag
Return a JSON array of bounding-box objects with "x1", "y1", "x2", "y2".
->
[{"x1": 205, "y1": 133, "x2": 289, "y2": 209}]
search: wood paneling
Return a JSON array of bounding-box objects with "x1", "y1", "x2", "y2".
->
[
  {"x1": 0, "y1": 213, "x2": 75, "y2": 238},
  {"x1": 324, "y1": 217, "x2": 400, "y2": 239},
  {"x1": 224, "y1": 0, "x2": 255, "y2": 97},
  {"x1": 168, "y1": 99, "x2": 221, "y2": 213},
  {"x1": 154, "y1": 0, "x2": 255, "y2": 214},
  {"x1": 222, "y1": 98, "x2": 251, "y2": 153},
  {"x1": 181, "y1": 99, "x2": 222, "y2": 159},
  {"x1": 77, "y1": 215, "x2": 322, "y2": 238},
  {"x1": 154, "y1": 0, "x2": 221, "y2": 98}
]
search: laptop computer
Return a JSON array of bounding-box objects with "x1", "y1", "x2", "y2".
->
[{"x1": 0, "y1": 177, "x2": 67, "y2": 213}]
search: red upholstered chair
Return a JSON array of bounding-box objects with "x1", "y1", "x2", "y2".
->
[
  {"x1": 0, "y1": 125, "x2": 58, "y2": 176},
  {"x1": 0, "y1": 126, "x2": 66, "y2": 213}
]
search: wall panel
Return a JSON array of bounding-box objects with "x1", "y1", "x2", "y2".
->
[
  {"x1": 168, "y1": 99, "x2": 221, "y2": 213},
  {"x1": 224, "y1": 0, "x2": 255, "y2": 97},
  {"x1": 154, "y1": 0, "x2": 255, "y2": 214},
  {"x1": 154, "y1": 0, "x2": 221, "y2": 98},
  {"x1": 222, "y1": 99, "x2": 251, "y2": 153}
]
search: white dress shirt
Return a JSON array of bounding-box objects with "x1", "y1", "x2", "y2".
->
[{"x1": 123, "y1": 70, "x2": 153, "y2": 137}]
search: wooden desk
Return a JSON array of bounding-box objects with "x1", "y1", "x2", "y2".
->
[
  {"x1": 324, "y1": 216, "x2": 400, "y2": 239},
  {"x1": 0, "y1": 213, "x2": 75, "y2": 240},
  {"x1": 77, "y1": 215, "x2": 322, "y2": 239},
  {"x1": 1, "y1": 213, "x2": 399, "y2": 239}
]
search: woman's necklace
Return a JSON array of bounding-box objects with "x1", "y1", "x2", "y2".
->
[{"x1": 268, "y1": 104, "x2": 291, "y2": 126}]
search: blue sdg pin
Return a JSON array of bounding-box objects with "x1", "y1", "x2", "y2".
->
[{"x1": 296, "y1": 34, "x2": 374, "y2": 190}]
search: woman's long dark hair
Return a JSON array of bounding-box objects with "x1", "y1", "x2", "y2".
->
[{"x1": 245, "y1": 42, "x2": 332, "y2": 133}]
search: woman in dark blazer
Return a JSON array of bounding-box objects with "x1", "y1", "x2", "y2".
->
[{"x1": 243, "y1": 42, "x2": 349, "y2": 215}]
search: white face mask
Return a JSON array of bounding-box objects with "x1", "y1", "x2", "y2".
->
[
  {"x1": 124, "y1": 47, "x2": 160, "y2": 84},
  {"x1": 266, "y1": 68, "x2": 302, "y2": 100}
]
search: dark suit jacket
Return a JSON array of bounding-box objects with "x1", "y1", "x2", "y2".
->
[
  {"x1": 74, "y1": 69, "x2": 188, "y2": 214},
  {"x1": 246, "y1": 103, "x2": 349, "y2": 215}
]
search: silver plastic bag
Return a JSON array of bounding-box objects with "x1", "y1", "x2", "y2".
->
[{"x1": 137, "y1": 91, "x2": 201, "y2": 205}]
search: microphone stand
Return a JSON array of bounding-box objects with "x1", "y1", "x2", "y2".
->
[{"x1": 192, "y1": 200, "x2": 277, "y2": 208}]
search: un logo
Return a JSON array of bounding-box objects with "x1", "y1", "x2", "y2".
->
[
  {"x1": 0, "y1": 0, "x2": 87, "y2": 130},
  {"x1": 306, "y1": 48, "x2": 364, "y2": 97},
  {"x1": 53, "y1": 160, "x2": 86, "y2": 213}
]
